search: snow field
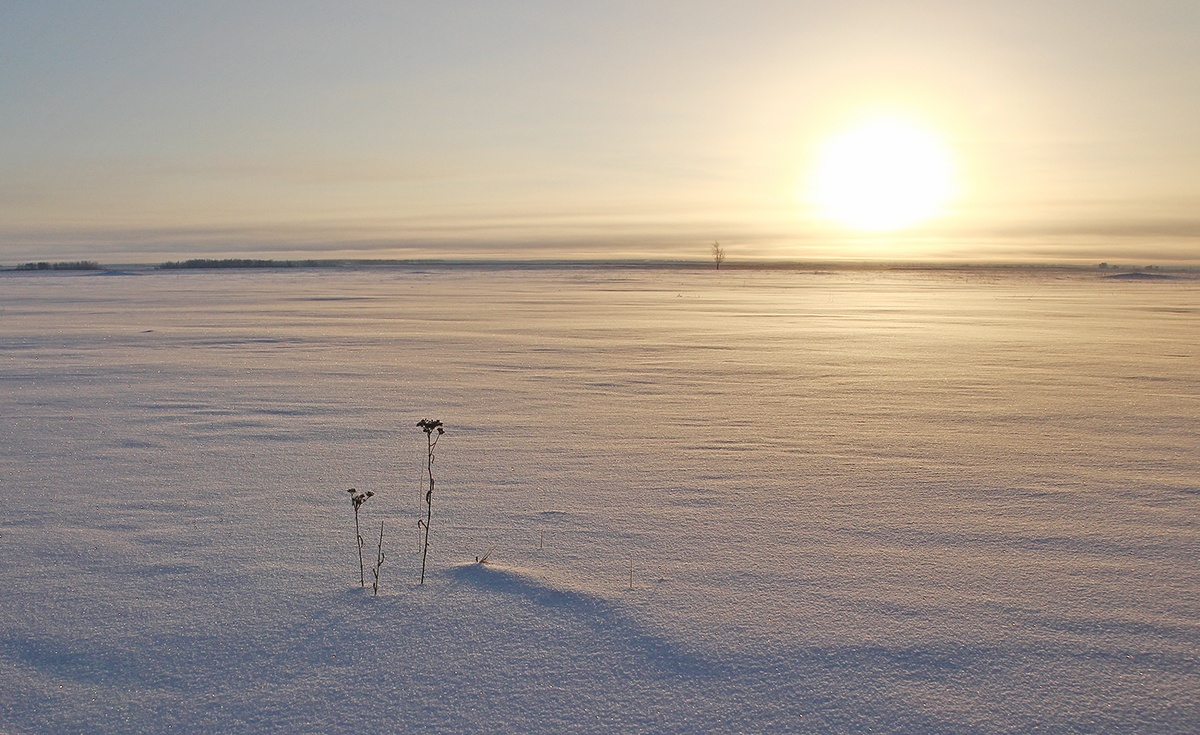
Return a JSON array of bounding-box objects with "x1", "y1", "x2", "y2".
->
[{"x1": 1, "y1": 265, "x2": 1197, "y2": 733}]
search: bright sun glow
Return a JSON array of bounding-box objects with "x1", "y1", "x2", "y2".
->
[{"x1": 808, "y1": 116, "x2": 955, "y2": 231}]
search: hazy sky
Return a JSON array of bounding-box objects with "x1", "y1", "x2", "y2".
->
[{"x1": 3, "y1": 1, "x2": 1199, "y2": 263}]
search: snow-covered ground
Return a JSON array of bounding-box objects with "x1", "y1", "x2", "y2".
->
[{"x1": 2, "y1": 264, "x2": 1197, "y2": 734}]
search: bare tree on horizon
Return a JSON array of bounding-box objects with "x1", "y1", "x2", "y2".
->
[{"x1": 711, "y1": 241, "x2": 725, "y2": 270}]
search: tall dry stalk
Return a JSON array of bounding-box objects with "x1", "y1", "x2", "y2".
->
[
  {"x1": 347, "y1": 488, "x2": 374, "y2": 587},
  {"x1": 416, "y1": 419, "x2": 444, "y2": 585}
]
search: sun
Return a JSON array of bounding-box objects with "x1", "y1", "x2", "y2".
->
[{"x1": 807, "y1": 116, "x2": 955, "y2": 231}]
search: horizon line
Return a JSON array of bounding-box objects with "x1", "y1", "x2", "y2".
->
[{"x1": 4, "y1": 257, "x2": 1198, "y2": 273}]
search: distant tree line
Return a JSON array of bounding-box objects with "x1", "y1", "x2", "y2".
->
[
  {"x1": 157, "y1": 258, "x2": 324, "y2": 269},
  {"x1": 12, "y1": 261, "x2": 102, "y2": 271}
]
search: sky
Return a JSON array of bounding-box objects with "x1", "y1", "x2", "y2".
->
[{"x1": 2, "y1": 1, "x2": 1199, "y2": 264}]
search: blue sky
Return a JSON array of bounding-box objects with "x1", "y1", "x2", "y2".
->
[{"x1": 3, "y1": 1, "x2": 1199, "y2": 263}]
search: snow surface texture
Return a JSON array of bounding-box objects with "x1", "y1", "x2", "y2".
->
[{"x1": 1, "y1": 265, "x2": 1197, "y2": 734}]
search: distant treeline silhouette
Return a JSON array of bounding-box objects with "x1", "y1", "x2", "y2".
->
[
  {"x1": 158, "y1": 258, "x2": 324, "y2": 269},
  {"x1": 13, "y1": 261, "x2": 102, "y2": 271}
]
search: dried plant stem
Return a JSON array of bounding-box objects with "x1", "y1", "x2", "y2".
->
[
  {"x1": 372, "y1": 520, "x2": 386, "y2": 596},
  {"x1": 419, "y1": 475, "x2": 433, "y2": 584},
  {"x1": 416, "y1": 419, "x2": 444, "y2": 585},
  {"x1": 347, "y1": 488, "x2": 374, "y2": 588},
  {"x1": 356, "y1": 506, "x2": 365, "y2": 587}
]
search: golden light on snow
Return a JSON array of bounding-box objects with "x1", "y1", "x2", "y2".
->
[{"x1": 807, "y1": 116, "x2": 956, "y2": 232}]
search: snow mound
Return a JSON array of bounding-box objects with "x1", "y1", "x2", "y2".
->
[
  {"x1": 448, "y1": 563, "x2": 719, "y2": 677},
  {"x1": 450, "y1": 563, "x2": 600, "y2": 608}
]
